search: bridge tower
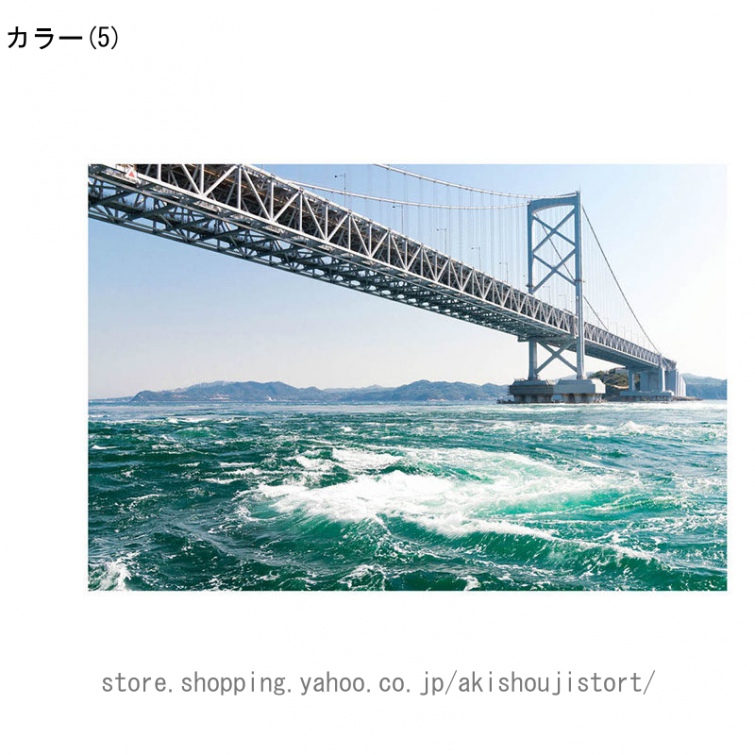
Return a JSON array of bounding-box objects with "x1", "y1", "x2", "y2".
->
[
  {"x1": 510, "y1": 192, "x2": 604, "y2": 403},
  {"x1": 526, "y1": 193, "x2": 585, "y2": 380}
]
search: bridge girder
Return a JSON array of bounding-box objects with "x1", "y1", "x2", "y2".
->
[{"x1": 88, "y1": 163, "x2": 675, "y2": 373}]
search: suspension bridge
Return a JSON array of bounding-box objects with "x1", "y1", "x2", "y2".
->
[{"x1": 88, "y1": 163, "x2": 685, "y2": 403}]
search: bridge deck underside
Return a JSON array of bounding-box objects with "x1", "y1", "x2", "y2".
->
[{"x1": 87, "y1": 164, "x2": 674, "y2": 372}]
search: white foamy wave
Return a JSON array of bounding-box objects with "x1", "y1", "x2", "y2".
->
[
  {"x1": 332, "y1": 447, "x2": 401, "y2": 471},
  {"x1": 256, "y1": 467, "x2": 573, "y2": 545},
  {"x1": 234, "y1": 504, "x2": 263, "y2": 523},
  {"x1": 128, "y1": 493, "x2": 161, "y2": 508},
  {"x1": 150, "y1": 435, "x2": 187, "y2": 453},
  {"x1": 404, "y1": 446, "x2": 627, "y2": 507},
  {"x1": 618, "y1": 420, "x2": 652, "y2": 435},
  {"x1": 338, "y1": 563, "x2": 387, "y2": 589},
  {"x1": 258, "y1": 471, "x2": 449, "y2": 524},
  {"x1": 216, "y1": 464, "x2": 261, "y2": 478},
  {"x1": 94, "y1": 554, "x2": 137, "y2": 590},
  {"x1": 295, "y1": 454, "x2": 335, "y2": 473},
  {"x1": 564, "y1": 536, "x2": 655, "y2": 563},
  {"x1": 417, "y1": 511, "x2": 557, "y2": 542},
  {"x1": 255, "y1": 441, "x2": 633, "y2": 547}
]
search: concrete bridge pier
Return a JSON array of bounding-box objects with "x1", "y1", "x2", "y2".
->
[
  {"x1": 665, "y1": 369, "x2": 686, "y2": 397},
  {"x1": 509, "y1": 378, "x2": 606, "y2": 403},
  {"x1": 620, "y1": 364, "x2": 685, "y2": 401}
]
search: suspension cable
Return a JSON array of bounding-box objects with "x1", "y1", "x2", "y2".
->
[
  {"x1": 373, "y1": 164, "x2": 548, "y2": 200},
  {"x1": 293, "y1": 180, "x2": 528, "y2": 210},
  {"x1": 290, "y1": 169, "x2": 648, "y2": 347},
  {"x1": 582, "y1": 206, "x2": 659, "y2": 352}
]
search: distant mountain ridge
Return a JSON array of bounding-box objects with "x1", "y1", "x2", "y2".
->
[
  {"x1": 682, "y1": 374, "x2": 727, "y2": 400},
  {"x1": 128, "y1": 374, "x2": 726, "y2": 403},
  {"x1": 131, "y1": 379, "x2": 511, "y2": 404}
]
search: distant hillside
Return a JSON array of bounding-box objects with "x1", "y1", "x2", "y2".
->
[
  {"x1": 683, "y1": 375, "x2": 727, "y2": 400},
  {"x1": 131, "y1": 379, "x2": 512, "y2": 404}
]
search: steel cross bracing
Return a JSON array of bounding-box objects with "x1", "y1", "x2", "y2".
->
[{"x1": 88, "y1": 164, "x2": 675, "y2": 373}]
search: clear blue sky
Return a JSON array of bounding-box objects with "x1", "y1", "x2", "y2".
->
[{"x1": 89, "y1": 164, "x2": 725, "y2": 398}]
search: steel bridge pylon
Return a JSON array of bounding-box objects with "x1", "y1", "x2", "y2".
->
[
  {"x1": 509, "y1": 192, "x2": 605, "y2": 403},
  {"x1": 526, "y1": 192, "x2": 586, "y2": 381}
]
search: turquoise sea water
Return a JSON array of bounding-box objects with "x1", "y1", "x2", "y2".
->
[{"x1": 89, "y1": 401, "x2": 726, "y2": 591}]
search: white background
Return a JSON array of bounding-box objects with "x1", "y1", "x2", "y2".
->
[{"x1": 2, "y1": 1, "x2": 751, "y2": 752}]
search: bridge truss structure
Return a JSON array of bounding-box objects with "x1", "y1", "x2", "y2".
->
[{"x1": 88, "y1": 163, "x2": 675, "y2": 374}]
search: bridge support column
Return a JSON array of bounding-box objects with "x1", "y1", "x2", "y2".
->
[
  {"x1": 573, "y1": 194, "x2": 585, "y2": 379},
  {"x1": 528, "y1": 340, "x2": 538, "y2": 380},
  {"x1": 666, "y1": 369, "x2": 686, "y2": 397},
  {"x1": 619, "y1": 364, "x2": 674, "y2": 401}
]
